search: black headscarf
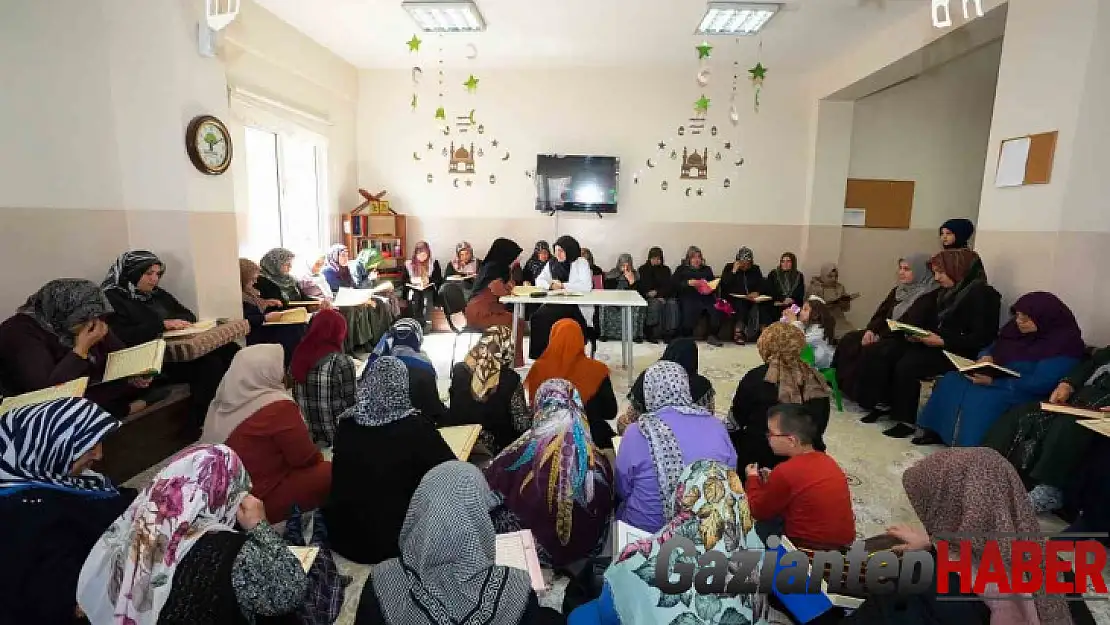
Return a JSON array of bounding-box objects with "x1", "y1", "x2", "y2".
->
[
  {"x1": 470, "y1": 238, "x2": 523, "y2": 300},
  {"x1": 548, "y1": 235, "x2": 581, "y2": 282},
  {"x1": 524, "y1": 241, "x2": 550, "y2": 282},
  {"x1": 628, "y1": 338, "x2": 713, "y2": 411},
  {"x1": 939, "y1": 218, "x2": 975, "y2": 249}
]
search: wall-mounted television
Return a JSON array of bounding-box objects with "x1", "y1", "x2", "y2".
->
[{"x1": 534, "y1": 154, "x2": 619, "y2": 213}]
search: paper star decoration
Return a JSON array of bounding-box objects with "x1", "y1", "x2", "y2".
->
[
  {"x1": 658, "y1": 141, "x2": 666, "y2": 150},
  {"x1": 749, "y1": 62, "x2": 768, "y2": 81},
  {"x1": 463, "y1": 75, "x2": 480, "y2": 92},
  {"x1": 694, "y1": 95, "x2": 711, "y2": 115},
  {"x1": 435, "y1": 107, "x2": 446, "y2": 121},
  {"x1": 491, "y1": 139, "x2": 499, "y2": 147},
  {"x1": 407, "y1": 35, "x2": 422, "y2": 52},
  {"x1": 696, "y1": 42, "x2": 713, "y2": 59},
  {"x1": 427, "y1": 142, "x2": 434, "y2": 150}
]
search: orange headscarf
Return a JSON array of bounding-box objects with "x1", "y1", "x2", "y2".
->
[{"x1": 524, "y1": 319, "x2": 609, "y2": 403}]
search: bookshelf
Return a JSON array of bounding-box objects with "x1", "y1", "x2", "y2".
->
[{"x1": 342, "y1": 192, "x2": 407, "y2": 281}]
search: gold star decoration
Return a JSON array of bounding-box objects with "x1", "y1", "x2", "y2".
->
[
  {"x1": 696, "y1": 42, "x2": 713, "y2": 59},
  {"x1": 426, "y1": 142, "x2": 434, "y2": 150},
  {"x1": 407, "y1": 35, "x2": 422, "y2": 52},
  {"x1": 435, "y1": 107, "x2": 446, "y2": 121},
  {"x1": 463, "y1": 75, "x2": 480, "y2": 92},
  {"x1": 749, "y1": 62, "x2": 768, "y2": 81},
  {"x1": 694, "y1": 95, "x2": 711, "y2": 115}
]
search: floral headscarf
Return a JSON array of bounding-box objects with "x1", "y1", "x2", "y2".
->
[
  {"x1": 605, "y1": 459, "x2": 768, "y2": 625},
  {"x1": 756, "y1": 322, "x2": 829, "y2": 404},
  {"x1": 463, "y1": 325, "x2": 514, "y2": 401},
  {"x1": 452, "y1": 241, "x2": 478, "y2": 275},
  {"x1": 77, "y1": 444, "x2": 252, "y2": 625}
]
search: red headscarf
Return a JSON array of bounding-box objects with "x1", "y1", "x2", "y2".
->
[
  {"x1": 289, "y1": 309, "x2": 348, "y2": 383},
  {"x1": 524, "y1": 319, "x2": 609, "y2": 403}
]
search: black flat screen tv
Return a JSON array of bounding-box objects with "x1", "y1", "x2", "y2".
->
[{"x1": 534, "y1": 155, "x2": 619, "y2": 213}]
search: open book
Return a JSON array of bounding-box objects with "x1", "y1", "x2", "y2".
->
[
  {"x1": 944, "y1": 351, "x2": 1021, "y2": 379},
  {"x1": 511, "y1": 285, "x2": 544, "y2": 297},
  {"x1": 732, "y1": 294, "x2": 772, "y2": 302},
  {"x1": 287, "y1": 300, "x2": 323, "y2": 309},
  {"x1": 1040, "y1": 402, "x2": 1110, "y2": 420},
  {"x1": 333, "y1": 287, "x2": 382, "y2": 307},
  {"x1": 103, "y1": 340, "x2": 166, "y2": 383},
  {"x1": 446, "y1": 274, "x2": 474, "y2": 282},
  {"x1": 162, "y1": 319, "x2": 218, "y2": 339},
  {"x1": 264, "y1": 308, "x2": 309, "y2": 325},
  {"x1": 885, "y1": 319, "x2": 930, "y2": 338},
  {"x1": 495, "y1": 530, "x2": 546, "y2": 592},
  {"x1": 0, "y1": 377, "x2": 89, "y2": 415},
  {"x1": 438, "y1": 424, "x2": 482, "y2": 460},
  {"x1": 1078, "y1": 419, "x2": 1110, "y2": 438},
  {"x1": 706, "y1": 278, "x2": 720, "y2": 291},
  {"x1": 407, "y1": 281, "x2": 434, "y2": 291},
  {"x1": 288, "y1": 546, "x2": 319, "y2": 573}
]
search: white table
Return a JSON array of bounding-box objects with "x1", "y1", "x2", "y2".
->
[{"x1": 500, "y1": 290, "x2": 648, "y2": 384}]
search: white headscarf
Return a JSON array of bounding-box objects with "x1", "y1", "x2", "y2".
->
[{"x1": 200, "y1": 344, "x2": 291, "y2": 444}]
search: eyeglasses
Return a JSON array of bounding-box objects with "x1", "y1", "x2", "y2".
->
[{"x1": 766, "y1": 431, "x2": 793, "y2": 439}]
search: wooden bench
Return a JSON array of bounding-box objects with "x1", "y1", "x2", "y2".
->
[{"x1": 96, "y1": 384, "x2": 197, "y2": 484}]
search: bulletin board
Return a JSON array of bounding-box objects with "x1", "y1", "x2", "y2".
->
[
  {"x1": 843, "y1": 178, "x2": 916, "y2": 229},
  {"x1": 994, "y1": 131, "x2": 1058, "y2": 187}
]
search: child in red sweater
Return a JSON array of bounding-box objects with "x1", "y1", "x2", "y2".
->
[{"x1": 744, "y1": 403, "x2": 856, "y2": 547}]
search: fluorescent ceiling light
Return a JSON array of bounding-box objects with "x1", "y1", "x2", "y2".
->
[
  {"x1": 696, "y1": 2, "x2": 780, "y2": 35},
  {"x1": 402, "y1": 0, "x2": 486, "y2": 33}
]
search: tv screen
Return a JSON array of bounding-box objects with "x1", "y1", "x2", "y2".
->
[{"x1": 534, "y1": 155, "x2": 619, "y2": 213}]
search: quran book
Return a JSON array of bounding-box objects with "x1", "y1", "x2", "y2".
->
[
  {"x1": 612, "y1": 520, "x2": 650, "y2": 554},
  {"x1": 264, "y1": 308, "x2": 309, "y2": 325},
  {"x1": 511, "y1": 286, "x2": 544, "y2": 297},
  {"x1": 438, "y1": 424, "x2": 482, "y2": 460},
  {"x1": 1040, "y1": 402, "x2": 1110, "y2": 420},
  {"x1": 944, "y1": 351, "x2": 1021, "y2": 379},
  {"x1": 407, "y1": 281, "x2": 433, "y2": 291},
  {"x1": 287, "y1": 300, "x2": 322, "y2": 308},
  {"x1": 103, "y1": 340, "x2": 166, "y2": 383},
  {"x1": 333, "y1": 288, "x2": 375, "y2": 307},
  {"x1": 162, "y1": 319, "x2": 218, "y2": 338},
  {"x1": 0, "y1": 377, "x2": 89, "y2": 415},
  {"x1": 733, "y1": 294, "x2": 772, "y2": 302},
  {"x1": 885, "y1": 319, "x2": 931, "y2": 337},
  {"x1": 288, "y1": 546, "x2": 319, "y2": 573},
  {"x1": 495, "y1": 530, "x2": 546, "y2": 592},
  {"x1": 547, "y1": 289, "x2": 584, "y2": 297},
  {"x1": 446, "y1": 274, "x2": 473, "y2": 282},
  {"x1": 611, "y1": 436, "x2": 622, "y2": 454},
  {"x1": 1078, "y1": 419, "x2": 1110, "y2": 438},
  {"x1": 706, "y1": 278, "x2": 721, "y2": 290}
]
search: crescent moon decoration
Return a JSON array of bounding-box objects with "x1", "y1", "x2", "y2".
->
[
  {"x1": 501, "y1": 151, "x2": 511, "y2": 161},
  {"x1": 411, "y1": 66, "x2": 423, "y2": 85},
  {"x1": 646, "y1": 158, "x2": 655, "y2": 168},
  {"x1": 684, "y1": 187, "x2": 692, "y2": 197},
  {"x1": 453, "y1": 178, "x2": 460, "y2": 188},
  {"x1": 465, "y1": 43, "x2": 478, "y2": 60},
  {"x1": 468, "y1": 109, "x2": 476, "y2": 124},
  {"x1": 696, "y1": 67, "x2": 711, "y2": 87},
  {"x1": 412, "y1": 151, "x2": 422, "y2": 161}
]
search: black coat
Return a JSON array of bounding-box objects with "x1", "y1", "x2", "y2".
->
[
  {"x1": 636, "y1": 262, "x2": 674, "y2": 298},
  {"x1": 672, "y1": 264, "x2": 715, "y2": 302},
  {"x1": 728, "y1": 364, "x2": 830, "y2": 470},
  {"x1": 255, "y1": 275, "x2": 305, "y2": 309},
  {"x1": 444, "y1": 363, "x2": 524, "y2": 452},
  {"x1": 104, "y1": 288, "x2": 196, "y2": 346},
  {"x1": 934, "y1": 282, "x2": 1002, "y2": 359},
  {"x1": 719, "y1": 263, "x2": 765, "y2": 297},
  {"x1": 355, "y1": 578, "x2": 565, "y2": 625}
]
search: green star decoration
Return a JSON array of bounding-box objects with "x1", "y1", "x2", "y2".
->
[
  {"x1": 696, "y1": 42, "x2": 713, "y2": 59},
  {"x1": 749, "y1": 62, "x2": 768, "y2": 81},
  {"x1": 463, "y1": 75, "x2": 480, "y2": 92},
  {"x1": 407, "y1": 35, "x2": 422, "y2": 52},
  {"x1": 434, "y1": 106, "x2": 446, "y2": 121},
  {"x1": 694, "y1": 95, "x2": 711, "y2": 115}
]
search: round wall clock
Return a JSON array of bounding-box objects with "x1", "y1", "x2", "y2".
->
[{"x1": 185, "y1": 115, "x2": 232, "y2": 175}]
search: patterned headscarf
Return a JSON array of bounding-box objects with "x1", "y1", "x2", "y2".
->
[
  {"x1": 769, "y1": 251, "x2": 801, "y2": 298},
  {"x1": 325, "y1": 244, "x2": 354, "y2": 288},
  {"x1": 524, "y1": 240, "x2": 550, "y2": 281},
  {"x1": 605, "y1": 460, "x2": 768, "y2": 625},
  {"x1": 102, "y1": 251, "x2": 163, "y2": 302},
  {"x1": 902, "y1": 448, "x2": 1072, "y2": 625},
  {"x1": 0, "y1": 398, "x2": 119, "y2": 495},
  {"x1": 406, "y1": 241, "x2": 434, "y2": 279},
  {"x1": 756, "y1": 323, "x2": 829, "y2": 404},
  {"x1": 259, "y1": 248, "x2": 300, "y2": 300},
  {"x1": 463, "y1": 326, "x2": 514, "y2": 401},
  {"x1": 17, "y1": 279, "x2": 113, "y2": 347},
  {"x1": 892, "y1": 253, "x2": 939, "y2": 320},
  {"x1": 451, "y1": 241, "x2": 478, "y2": 275},
  {"x1": 735, "y1": 247, "x2": 754, "y2": 262},
  {"x1": 367, "y1": 318, "x2": 434, "y2": 373},
  {"x1": 77, "y1": 444, "x2": 254, "y2": 625},
  {"x1": 346, "y1": 356, "x2": 419, "y2": 427},
  {"x1": 370, "y1": 461, "x2": 532, "y2": 625},
  {"x1": 238, "y1": 258, "x2": 266, "y2": 311}
]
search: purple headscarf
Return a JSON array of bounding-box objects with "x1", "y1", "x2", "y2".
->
[{"x1": 990, "y1": 291, "x2": 1085, "y2": 366}]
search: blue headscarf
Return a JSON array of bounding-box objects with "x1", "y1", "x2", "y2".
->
[{"x1": 365, "y1": 318, "x2": 435, "y2": 375}]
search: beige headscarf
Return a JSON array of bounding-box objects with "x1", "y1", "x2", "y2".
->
[
  {"x1": 200, "y1": 344, "x2": 291, "y2": 444},
  {"x1": 756, "y1": 323, "x2": 830, "y2": 404}
]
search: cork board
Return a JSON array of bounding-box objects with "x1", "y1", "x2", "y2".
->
[
  {"x1": 996, "y1": 131, "x2": 1058, "y2": 187},
  {"x1": 844, "y1": 178, "x2": 915, "y2": 229},
  {"x1": 1024, "y1": 131, "x2": 1057, "y2": 185}
]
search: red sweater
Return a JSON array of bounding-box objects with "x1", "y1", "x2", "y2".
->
[{"x1": 745, "y1": 451, "x2": 856, "y2": 547}]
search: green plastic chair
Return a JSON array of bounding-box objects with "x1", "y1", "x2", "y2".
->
[{"x1": 799, "y1": 345, "x2": 843, "y2": 412}]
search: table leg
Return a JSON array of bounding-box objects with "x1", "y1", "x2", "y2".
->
[
  {"x1": 511, "y1": 303, "x2": 522, "y2": 362},
  {"x1": 623, "y1": 305, "x2": 634, "y2": 385}
]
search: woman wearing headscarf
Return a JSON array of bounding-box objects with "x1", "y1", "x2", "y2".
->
[
  {"x1": 913, "y1": 291, "x2": 1084, "y2": 448},
  {"x1": 729, "y1": 323, "x2": 831, "y2": 470},
  {"x1": 878, "y1": 249, "x2": 1002, "y2": 438},
  {"x1": 523, "y1": 240, "x2": 551, "y2": 285},
  {"x1": 444, "y1": 326, "x2": 530, "y2": 455},
  {"x1": 102, "y1": 251, "x2": 238, "y2": 430},
  {"x1": 356, "y1": 461, "x2": 565, "y2": 625},
  {"x1": 200, "y1": 344, "x2": 332, "y2": 523},
  {"x1": 872, "y1": 448, "x2": 1076, "y2": 625},
  {"x1": 77, "y1": 444, "x2": 308, "y2": 624},
  {"x1": 718, "y1": 246, "x2": 772, "y2": 344},
  {"x1": 764, "y1": 251, "x2": 805, "y2": 311},
  {"x1": 240, "y1": 258, "x2": 306, "y2": 367},
  {"x1": 636, "y1": 246, "x2": 679, "y2": 343},
  {"x1": 618, "y1": 337, "x2": 715, "y2": 434},
  {"x1": 570, "y1": 460, "x2": 775, "y2": 625},
  {"x1": 671, "y1": 245, "x2": 722, "y2": 345},
  {"x1": 365, "y1": 318, "x2": 447, "y2": 422},
  {"x1": 0, "y1": 279, "x2": 149, "y2": 417},
  {"x1": 616, "y1": 361, "x2": 736, "y2": 532},
  {"x1": 834, "y1": 254, "x2": 939, "y2": 414},
  {"x1": 466, "y1": 238, "x2": 526, "y2": 366},
  {"x1": 598, "y1": 252, "x2": 646, "y2": 341},
  {"x1": 313, "y1": 243, "x2": 388, "y2": 353},
  {"x1": 402, "y1": 240, "x2": 444, "y2": 327},
  {"x1": 325, "y1": 356, "x2": 456, "y2": 564},
  {"x1": 580, "y1": 247, "x2": 604, "y2": 278},
  {"x1": 528, "y1": 235, "x2": 596, "y2": 359},
  {"x1": 806, "y1": 262, "x2": 856, "y2": 339},
  {"x1": 939, "y1": 217, "x2": 975, "y2": 249},
  {"x1": 0, "y1": 398, "x2": 136, "y2": 624},
  {"x1": 525, "y1": 319, "x2": 617, "y2": 449},
  {"x1": 295, "y1": 253, "x2": 333, "y2": 299},
  {"x1": 485, "y1": 379, "x2": 614, "y2": 569},
  {"x1": 290, "y1": 308, "x2": 356, "y2": 448}
]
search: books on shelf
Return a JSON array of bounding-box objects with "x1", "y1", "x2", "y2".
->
[
  {"x1": 162, "y1": 319, "x2": 218, "y2": 339},
  {"x1": 0, "y1": 377, "x2": 89, "y2": 415},
  {"x1": 944, "y1": 351, "x2": 1021, "y2": 379},
  {"x1": 438, "y1": 424, "x2": 482, "y2": 460},
  {"x1": 103, "y1": 340, "x2": 166, "y2": 383},
  {"x1": 1040, "y1": 402, "x2": 1110, "y2": 420},
  {"x1": 495, "y1": 530, "x2": 546, "y2": 592},
  {"x1": 288, "y1": 546, "x2": 319, "y2": 572},
  {"x1": 885, "y1": 319, "x2": 931, "y2": 337},
  {"x1": 265, "y1": 308, "x2": 309, "y2": 326}
]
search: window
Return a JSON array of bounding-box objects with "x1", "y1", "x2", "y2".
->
[{"x1": 241, "y1": 125, "x2": 327, "y2": 263}]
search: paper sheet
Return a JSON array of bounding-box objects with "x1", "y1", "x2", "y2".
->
[
  {"x1": 996, "y1": 137, "x2": 1030, "y2": 188},
  {"x1": 288, "y1": 546, "x2": 319, "y2": 572},
  {"x1": 495, "y1": 531, "x2": 545, "y2": 591},
  {"x1": 0, "y1": 377, "x2": 89, "y2": 415},
  {"x1": 333, "y1": 288, "x2": 375, "y2": 307},
  {"x1": 438, "y1": 424, "x2": 482, "y2": 460},
  {"x1": 843, "y1": 208, "x2": 867, "y2": 227},
  {"x1": 103, "y1": 340, "x2": 166, "y2": 383}
]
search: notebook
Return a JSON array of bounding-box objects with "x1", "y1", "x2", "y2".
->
[
  {"x1": 264, "y1": 308, "x2": 309, "y2": 325},
  {"x1": 495, "y1": 530, "x2": 546, "y2": 592},
  {"x1": 611, "y1": 436, "x2": 622, "y2": 454},
  {"x1": 333, "y1": 288, "x2": 376, "y2": 307},
  {"x1": 944, "y1": 351, "x2": 1021, "y2": 379},
  {"x1": 438, "y1": 424, "x2": 482, "y2": 460},
  {"x1": 885, "y1": 319, "x2": 931, "y2": 337},
  {"x1": 288, "y1": 546, "x2": 319, "y2": 573},
  {"x1": 0, "y1": 377, "x2": 89, "y2": 415},
  {"x1": 162, "y1": 319, "x2": 218, "y2": 338},
  {"x1": 103, "y1": 340, "x2": 167, "y2": 383},
  {"x1": 1040, "y1": 402, "x2": 1110, "y2": 420}
]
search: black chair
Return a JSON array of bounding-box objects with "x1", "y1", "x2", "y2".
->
[{"x1": 440, "y1": 284, "x2": 484, "y2": 375}]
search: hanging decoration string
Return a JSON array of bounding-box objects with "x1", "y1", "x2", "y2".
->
[{"x1": 749, "y1": 39, "x2": 768, "y2": 114}]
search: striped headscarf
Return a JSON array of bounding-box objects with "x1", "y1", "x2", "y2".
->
[
  {"x1": 102, "y1": 251, "x2": 163, "y2": 302},
  {"x1": 463, "y1": 326, "x2": 514, "y2": 401},
  {"x1": 0, "y1": 397, "x2": 120, "y2": 495},
  {"x1": 346, "y1": 356, "x2": 419, "y2": 427},
  {"x1": 17, "y1": 279, "x2": 113, "y2": 347}
]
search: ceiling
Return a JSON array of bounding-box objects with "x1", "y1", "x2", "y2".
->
[{"x1": 254, "y1": 0, "x2": 927, "y2": 71}]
